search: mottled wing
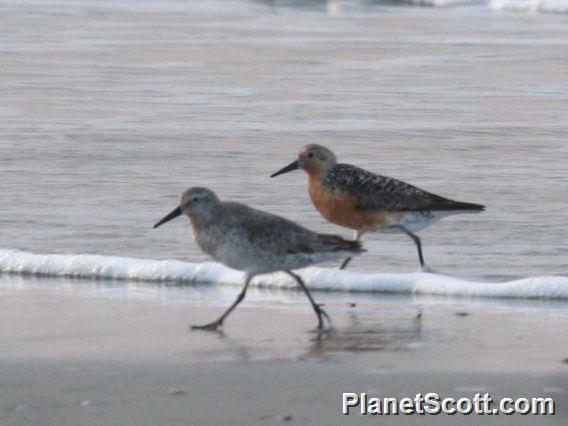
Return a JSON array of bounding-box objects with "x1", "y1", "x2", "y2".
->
[
  {"x1": 223, "y1": 203, "x2": 363, "y2": 256},
  {"x1": 324, "y1": 164, "x2": 455, "y2": 212}
]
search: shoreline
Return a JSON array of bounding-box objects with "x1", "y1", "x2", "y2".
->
[{"x1": 2, "y1": 249, "x2": 567, "y2": 301}]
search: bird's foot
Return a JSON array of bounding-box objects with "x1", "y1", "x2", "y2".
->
[
  {"x1": 315, "y1": 303, "x2": 332, "y2": 329},
  {"x1": 312, "y1": 326, "x2": 335, "y2": 341},
  {"x1": 190, "y1": 320, "x2": 223, "y2": 331}
]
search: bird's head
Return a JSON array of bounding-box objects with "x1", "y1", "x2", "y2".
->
[
  {"x1": 153, "y1": 187, "x2": 219, "y2": 228},
  {"x1": 270, "y1": 144, "x2": 337, "y2": 178}
]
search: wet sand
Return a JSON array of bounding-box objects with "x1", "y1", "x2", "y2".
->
[{"x1": 1, "y1": 278, "x2": 566, "y2": 425}]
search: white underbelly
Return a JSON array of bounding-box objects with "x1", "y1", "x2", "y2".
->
[
  {"x1": 377, "y1": 211, "x2": 447, "y2": 234},
  {"x1": 213, "y1": 242, "x2": 347, "y2": 274}
]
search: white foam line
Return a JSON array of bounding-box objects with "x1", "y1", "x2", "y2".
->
[
  {"x1": 0, "y1": 249, "x2": 567, "y2": 300},
  {"x1": 490, "y1": 0, "x2": 568, "y2": 14}
]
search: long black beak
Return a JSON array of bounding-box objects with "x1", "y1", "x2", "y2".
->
[
  {"x1": 270, "y1": 160, "x2": 299, "y2": 178},
  {"x1": 153, "y1": 206, "x2": 182, "y2": 229}
]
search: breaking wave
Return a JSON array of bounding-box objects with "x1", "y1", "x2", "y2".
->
[
  {"x1": 1, "y1": 249, "x2": 567, "y2": 300},
  {"x1": 490, "y1": 0, "x2": 568, "y2": 13},
  {"x1": 390, "y1": 0, "x2": 568, "y2": 13}
]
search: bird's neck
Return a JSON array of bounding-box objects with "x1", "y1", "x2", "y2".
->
[
  {"x1": 308, "y1": 163, "x2": 334, "y2": 189},
  {"x1": 304, "y1": 160, "x2": 328, "y2": 177},
  {"x1": 306, "y1": 162, "x2": 330, "y2": 183},
  {"x1": 188, "y1": 215, "x2": 201, "y2": 232},
  {"x1": 187, "y1": 204, "x2": 220, "y2": 231},
  {"x1": 308, "y1": 166, "x2": 333, "y2": 204},
  {"x1": 188, "y1": 214, "x2": 219, "y2": 258}
]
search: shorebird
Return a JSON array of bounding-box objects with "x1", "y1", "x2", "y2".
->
[
  {"x1": 271, "y1": 145, "x2": 485, "y2": 270},
  {"x1": 153, "y1": 187, "x2": 364, "y2": 330}
]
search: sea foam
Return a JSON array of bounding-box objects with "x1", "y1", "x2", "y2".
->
[
  {"x1": 400, "y1": 0, "x2": 568, "y2": 13},
  {"x1": 0, "y1": 249, "x2": 567, "y2": 300},
  {"x1": 490, "y1": 0, "x2": 568, "y2": 13}
]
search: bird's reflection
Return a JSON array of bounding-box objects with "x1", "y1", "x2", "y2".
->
[
  {"x1": 188, "y1": 305, "x2": 423, "y2": 363},
  {"x1": 190, "y1": 327, "x2": 256, "y2": 363},
  {"x1": 306, "y1": 308, "x2": 423, "y2": 358}
]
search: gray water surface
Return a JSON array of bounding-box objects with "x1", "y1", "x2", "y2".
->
[{"x1": 1, "y1": 0, "x2": 567, "y2": 279}]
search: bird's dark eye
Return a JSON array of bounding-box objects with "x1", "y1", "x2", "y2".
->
[
  {"x1": 307, "y1": 153, "x2": 314, "y2": 159},
  {"x1": 192, "y1": 197, "x2": 198, "y2": 202}
]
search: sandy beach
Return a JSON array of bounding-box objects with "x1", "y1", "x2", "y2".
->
[{"x1": 1, "y1": 277, "x2": 566, "y2": 425}]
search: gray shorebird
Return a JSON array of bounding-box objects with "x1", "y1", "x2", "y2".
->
[
  {"x1": 271, "y1": 144, "x2": 485, "y2": 270},
  {"x1": 153, "y1": 187, "x2": 364, "y2": 330}
]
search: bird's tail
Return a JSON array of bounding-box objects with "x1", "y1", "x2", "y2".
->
[
  {"x1": 445, "y1": 200, "x2": 485, "y2": 212},
  {"x1": 319, "y1": 234, "x2": 366, "y2": 254}
]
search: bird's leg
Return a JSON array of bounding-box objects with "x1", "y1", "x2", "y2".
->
[
  {"x1": 191, "y1": 274, "x2": 253, "y2": 331},
  {"x1": 395, "y1": 226, "x2": 425, "y2": 268},
  {"x1": 339, "y1": 258, "x2": 352, "y2": 270},
  {"x1": 286, "y1": 271, "x2": 330, "y2": 329},
  {"x1": 339, "y1": 230, "x2": 364, "y2": 270}
]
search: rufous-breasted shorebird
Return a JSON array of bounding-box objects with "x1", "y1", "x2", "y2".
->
[
  {"x1": 271, "y1": 145, "x2": 485, "y2": 270},
  {"x1": 153, "y1": 187, "x2": 364, "y2": 330}
]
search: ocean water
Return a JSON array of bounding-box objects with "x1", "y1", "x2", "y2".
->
[{"x1": 1, "y1": 0, "x2": 567, "y2": 294}]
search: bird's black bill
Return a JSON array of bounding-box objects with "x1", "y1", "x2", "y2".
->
[
  {"x1": 153, "y1": 206, "x2": 182, "y2": 229},
  {"x1": 270, "y1": 160, "x2": 299, "y2": 178}
]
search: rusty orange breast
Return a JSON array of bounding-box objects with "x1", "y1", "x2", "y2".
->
[{"x1": 308, "y1": 175, "x2": 391, "y2": 231}]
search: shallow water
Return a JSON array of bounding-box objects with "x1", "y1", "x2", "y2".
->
[{"x1": 1, "y1": 0, "x2": 567, "y2": 280}]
